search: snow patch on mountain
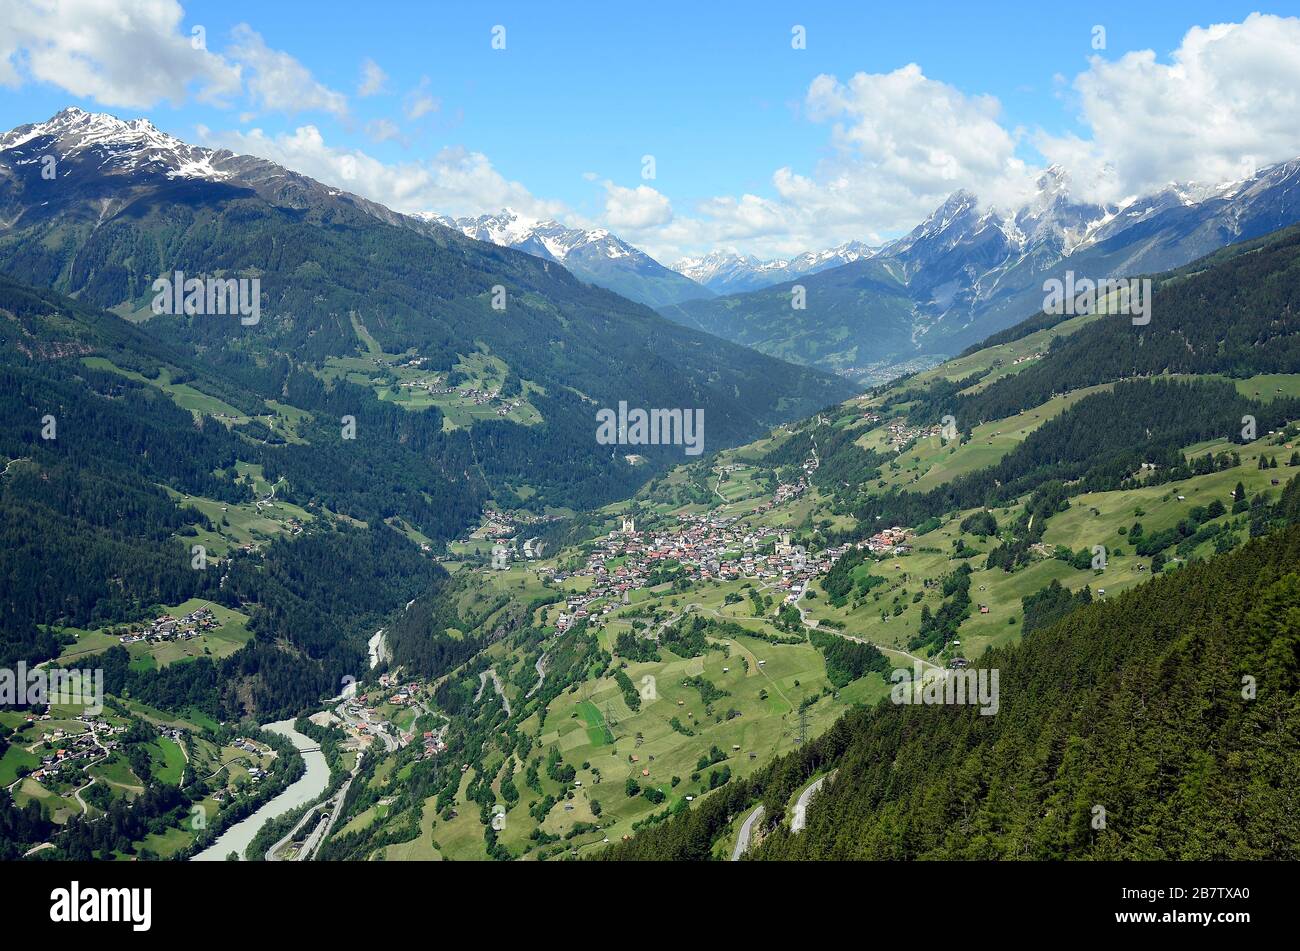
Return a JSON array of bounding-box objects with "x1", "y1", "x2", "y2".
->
[
  {"x1": 671, "y1": 242, "x2": 876, "y2": 293},
  {"x1": 0, "y1": 106, "x2": 230, "y2": 181},
  {"x1": 423, "y1": 209, "x2": 651, "y2": 265}
]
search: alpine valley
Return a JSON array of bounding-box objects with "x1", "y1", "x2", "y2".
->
[{"x1": 1, "y1": 105, "x2": 1299, "y2": 867}]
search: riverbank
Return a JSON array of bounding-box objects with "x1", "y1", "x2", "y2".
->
[{"x1": 191, "y1": 719, "x2": 329, "y2": 861}]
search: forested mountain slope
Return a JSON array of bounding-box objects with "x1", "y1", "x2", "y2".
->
[
  {"x1": 0, "y1": 109, "x2": 853, "y2": 516},
  {"x1": 0, "y1": 273, "x2": 456, "y2": 716}
]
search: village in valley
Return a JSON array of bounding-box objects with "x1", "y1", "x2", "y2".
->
[
  {"x1": 541, "y1": 513, "x2": 911, "y2": 634},
  {"x1": 468, "y1": 431, "x2": 916, "y2": 645}
]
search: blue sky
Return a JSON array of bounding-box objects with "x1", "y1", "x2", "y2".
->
[{"x1": 3, "y1": 1, "x2": 1299, "y2": 259}]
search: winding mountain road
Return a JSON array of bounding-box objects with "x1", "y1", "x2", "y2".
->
[
  {"x1": 731, "y1": 804, "x2": 765, "y2": 860},
  {"x1": 476, "y1": 668, "x2": 512, "y2": 717},
  {"x1": 792, "y1": 770, "x2": 838, "y2": 832},
  {"x1": 791, "y1": 777, "x2": 824, "y2": 832},
  {"x1": 525, "y1": 653, "x2": 548, "y2": 699},
  {"x1": 792, "y1": 589, "x2": 941, "y2": 673}
]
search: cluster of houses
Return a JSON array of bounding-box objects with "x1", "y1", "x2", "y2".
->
[
  {"x1": 421, "y1": 724, "x2": 449, "y2": 758},
  {"x1": 462, "y1": 385, "x2": 495, "y2": 405},
  {"x1": 475, "y1": 507, "x2": 561, "y2": 566},
  {"x1": 388, "y1": 366, "x2": 524, "y2": 414},
  {"x1": 546, "y1": 512, "x2": 863, "y2": 632},
  {"x1": 542, "y1": 509, "x2": 920, "y2": 632},
  {"x1": 337, "y1": 698, "x2": 391, "y2": 747},
  {"x1": 24, "y1": 716, "x2": 123, "y2": 785},
  {"x1": 454, "y1": 385, "x2": 526, "y2": 416},
  {"x1": 391, "y1": 364, "x2": 457, "y2": 397},
  {"x1": 117, "y1": 606, "x2": 219, "y2": 645},
  {"x1": 391, "y1": 372, "x2": 457, "y2": 396},
  {"x1": 19, "y1": 718, "x2": 191, "y2": 790},
  {"x1": 475, "y1": 509, "x2": 520, "y2": 541},
  {"x1": 770, "y1": 479, "x2": 808, "y2": 507},
  {"x1": 337, "y1": 676, "x2": 431, "y2": 750},
  {"x1": 232, "y1": 736, "x2": 269, "y2": 756},
  {"x1": 863, "y1": 526, "x2": 912, "y2": 553},
  {"x1": 385, "y1": 679, "x2": 421, "y2": 707},
  {"x1": 886, "y1": 420, "x2": 944, "y2": 451},
  {"x1": 478, "y1": 507, "x2": 561, "y2": 534}
]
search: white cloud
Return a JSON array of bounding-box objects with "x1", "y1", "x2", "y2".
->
[
  {"x1": 602, "y1": 181, "x2": 673, "y2": 231},
  {"x1": 228, "y1": 24, "x2": 347, "y2": 118},
  {"x1": 0, "y1": 0, "x2": 240, "y2": 108},
  {"x1": 200, "y1": 124, "x2": 567, "y2": 221},
  {"x1": 628, "y1": 63, "x2": 1033, "y2": 260},
  {"x1": 618, "y1": 16, "x2": 1300, "y2": 260},
  {"x1": 357, "y1": 57, "x2": 386, "y2": 97},
  {"x1": 403, "y1": 77, "x2": 439, "y2": 120},
  {"x1": 0, "y1": 3, "x2": 356, "y2": 121},
  {"x1": 364, "y1": 117, "x2": 401, "y2": 143},
  {"x1": 802, "y1": 65, "x2": 1035, "y2": 214},
  {"x1": 1038, "y1": 13, "x2": 1300, "y2": 203}
]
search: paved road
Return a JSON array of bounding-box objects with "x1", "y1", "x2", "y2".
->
[
  {"x1": 525, "y1": 653, "x2": 548, "y2": 699},
  {"x1": 476, "y1": 667, "x2": 512, "y2": 717},
  {"x1": 267, "y1": 717, "x2": 367, "y2": 861},
  {"x1": 337, "y1": 699, "x2": 397, "y2": 752},
  {"x1": 792, "y1": 777, "x2": 825, "y2": 833},
  {"x1": 731, "y1": 804, "x2": 765, "y2": 861},
  {"x1": 301, "y1": 755, "x2": 361, "y2": 861},
  {"x1": 792, "y1": 590, "x2": 942, "y2": 673},
  {"x1": 713, "y1": 468, "x2": 731, "y2": 507},
  {"x1": 267, "y1": 803, "x2": 321, "y2": 862},
  {"x1": 71, "y1": 778, "x2": 95, "y2": 815}
]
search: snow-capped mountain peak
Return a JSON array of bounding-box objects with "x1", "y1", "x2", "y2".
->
[
  {"x1": 455, "y1": 208, "x2": 545, "y2": 247},
  {"x1": 783, "y1": 240, "x2": 877, "y2": 274},
  {"x1": 429, "y1": 208, "x2": 644, "y2": 264},
  {"x1": 0, "y1": 106, "x2": 230, "y2": 181},
  {"x1": 417, "y1": 208, "x2": 712, "y2": 308},
  {"x1": 671, "y1": 250, "x2": 779, "y2": 287},
  {"x1": 670, "y1": 242, "x2": 877, "y2": 294}
]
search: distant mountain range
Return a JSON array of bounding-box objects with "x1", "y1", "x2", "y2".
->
[
  {"x1": 12, "y1": 106, "x2": 1299, "y2": 397},
  {"x1": 0, "y1": 108, "x2": 852, "y2": 515},
  {"x1": 657, "y1": 162, "x2": 1300, "y2": 382},
  {"x1": 423, "y1": 209, "x2": 713, "y2": 309},
  {"x1": 670, "y1": 242, "x2": 877, "y2": 295},
  {"x1": 421, "y1": 214, "x2": 879, "y2": 306}
]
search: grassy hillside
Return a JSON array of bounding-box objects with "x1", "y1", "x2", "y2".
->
[{"x1": 601, "y1": 511, "x2": 1300, "y2": 860}]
